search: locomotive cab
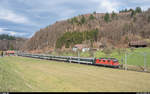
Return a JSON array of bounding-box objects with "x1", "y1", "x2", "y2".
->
[
  {"x1": 112, "y1": 59, "x2": 120, "y2": 67},
  {"x1": 95, "y1": 58, "x2": 120, "y2": 68}
]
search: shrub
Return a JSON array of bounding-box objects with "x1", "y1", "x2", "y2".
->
[
  {"x1": 93, "y1": 11, "x2": 96, "y2": 14},
  {"x1": 135, "y1": 7, "x2": 142, "y2": 13},
  {"x1": 111, "y1": 11, "x2": 117, "y2": 19},
  {"x1": 69, "y1": 17, "x2": 79, "y2": 24},
  {"x1": 131, "y1": 7, "x2": 142, "y2": 17},
  {"x1": 104, "y1": 13, "x2": 110, "y2": 23},
  {"x1": 131, "y1": 10, "x2": 136, "y2": 17},
  {"x1": 80, "y1": 15, "x2": 86, "y2": 24},
  {"x1": 103, "y1": 47, "x2": 112, "y2": 56},
  {"x1": 89, "y1": 14, "x2": 95, "y2": 20}
]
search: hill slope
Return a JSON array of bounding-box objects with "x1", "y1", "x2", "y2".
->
[
  {"x1": 0, "y1": 34, "x2": 27, "y2": 51},
  {"x1": 23, "y1": 9, "x2": 150, "y2": 52}
]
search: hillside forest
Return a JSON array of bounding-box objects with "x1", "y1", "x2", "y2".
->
[{"x1": 20, "y1": 7, "x2": 150, "y2": 52}]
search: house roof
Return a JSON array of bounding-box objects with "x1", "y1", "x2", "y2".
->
[
  {"x1": 74, "y1": 44, "x2": 88, "y2": 49},
  {"x1": 6, "y1": 50, "x2": 15, "y2": 54},
  {"x1": 129, "y1": 40, "x2": 147, "y2": 46}
]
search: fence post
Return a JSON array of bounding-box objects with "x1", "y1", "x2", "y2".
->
[
  {"x1": 121, "y1": 57, "x2": 123, "y2": 69},
  {"x1": 125, "y1": 53, "x2": 127, "y2": 70},
  {"x1": 144, "y1": 52, "x2": 147, "y2": 72},
  {"x1": 78, "y1": 50, "x2": 80, "y2": 64}
]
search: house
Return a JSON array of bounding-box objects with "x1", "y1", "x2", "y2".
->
[
  {"x1": 72, "y1": 47, "x2": 78, "y2": 52},
  {"x1": 82, "y1": 48, "x2": 90, "y2": 52},
  {"x1": 73, "y1": 44, "x2": 90, "y2": 52},
  {"x1": 6, "y1": 50, "x2": 15, "y2": 56},
  {"x1": 129, "y1": 40, "x2": 147, "y2": 48}
]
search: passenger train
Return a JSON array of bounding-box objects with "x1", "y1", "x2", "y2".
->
[{"x1": 18, "y1": 53, "x2": 120, "y2": 68}]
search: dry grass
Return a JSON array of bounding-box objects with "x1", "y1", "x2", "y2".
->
[{"x1": 0, "y1": 56, "x2": 150, "y2": 92}]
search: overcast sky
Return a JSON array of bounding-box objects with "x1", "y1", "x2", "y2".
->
[{"x1": 0, "y1": 0, "x2": 150, "y2": 38}]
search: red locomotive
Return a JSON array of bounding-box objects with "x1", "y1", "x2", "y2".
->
[{"x1": 95, "y1": 58, "x2": 120, "y2": 68}]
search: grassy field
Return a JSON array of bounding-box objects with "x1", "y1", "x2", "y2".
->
[
  {"x1": 0, "y1": 56, "x2": 150, "y2": 92},
  {"x1": 95, "y1": 48, "x2": 150, "y2": 66},
  {"x1": 51, "y1": 48, "x2": 150, "y2": 67}
]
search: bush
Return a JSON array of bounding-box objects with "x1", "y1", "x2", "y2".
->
[
  {"x1": 131, "y1": 7, "x2": 142, "y2": 17},
  {"x1": 129, "y1": 8, "x2": 134, "y2": 12},
  {"x1": 89, "y1": 14, "x2": 95, "y2": 20},
  {"x1": 81, "y1": 15, "x2": 86, "y2": 24},
  {"x1": 103, "y1": 47, "x2": 112, "y2": 56},
  {"x1": 69, "y1": 17, "x2": 79, "y2": 24},
  {"x1": 69, "y1": 16, "x2": 87, "y2": 25},
  {"x1": 9, "y1": 45, "x2": 14, "y2": 50},
  {"x1": 131, "y1": 10, "x2": 136, "y2": 17},
  {"x1": 104, "y1": 13, "x2": 110, "y2": 23},
  {"x1": 135, "y1": 7, "x2": 142, "y2": 13},
  {"x1": 80, "y1": 52, "x2": 91, "y2": 57},
  {"x1": 111, "y1": 11, "x2": 117, "y2": 19},
  {"x1": 93, "y1": 11, "x2": 96, "y2": 14},
  {"x1": 94, "y1": 50, "x2": 106, "y2": 58}
]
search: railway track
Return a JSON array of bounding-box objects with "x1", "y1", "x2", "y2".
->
[
  {"x1": 17, "y1": 53, "x2": 95, "y2": 64},
  {"x1": 17, "y1": 53, "x2": 120, "y2": 68},
  {"x1": 17, "y1": 53, "x2": 150, "y2": 73}
]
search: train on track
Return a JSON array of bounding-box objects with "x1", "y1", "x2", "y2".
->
[{"x1": 17, "y1": 53, "x2": 120, "y2": 68}]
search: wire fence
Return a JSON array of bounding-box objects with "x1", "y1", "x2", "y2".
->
[
  {"x1": 122, "y1": 52, "x2": 150, "y2": 72},
  {"x1": 2, "y1": 50, "x2": 150, "y2": 73}
]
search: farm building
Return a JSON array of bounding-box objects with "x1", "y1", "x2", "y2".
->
[
  {"x1": 129, "y1": 40, "x2": 147, "y2": 48},
  {"x1": 73, "y1": 44, "x2": 90, "y2": 52},
  {"x1": 6, "y1": 50, "x2": 15, "y2": 56}
]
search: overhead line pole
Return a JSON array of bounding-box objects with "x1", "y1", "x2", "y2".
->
[
  {"x1": 78, "y1": 50, "x2": 80, "y2": 64},
  {"x1": 125, "y1": 52, "x2": 127, "y2": 70},
  {"x1": 144, "y1": 52, "x2": 147, "y2": 72}
]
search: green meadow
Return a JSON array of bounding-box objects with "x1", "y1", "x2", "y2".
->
[{"x1": 0, "y1": 56, "x2": 150, "y2": 92}]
